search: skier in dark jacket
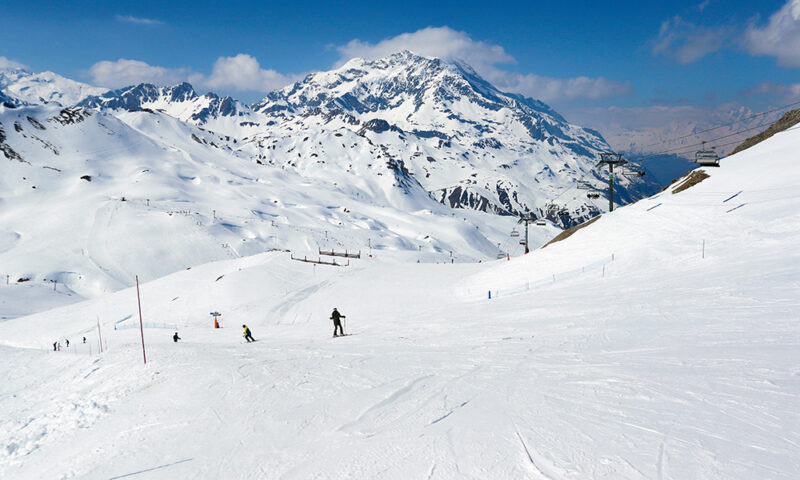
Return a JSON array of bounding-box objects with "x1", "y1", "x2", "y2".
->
[
  {"x1": 242, "y1": 324, "x2": 255, "y2": 342},
  {"x1": 331, "y1": 308, "x2": 346, "y2": 337},
  {"x1": 173, "y1": 332, "x2": 181, "y2": 342}
]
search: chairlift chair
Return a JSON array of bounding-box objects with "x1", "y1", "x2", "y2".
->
[
  {"x1": 587, "y1": 192, "x2": 600, "y2": 199},
  {"x1": 510, "y1": 229, "x2": 519, "y2": 238},
  {"x1": 496, "y1": 252, "x2": 506, "y2": 259},
  {"x1": 622, "y1": 170, "x2": 646, "y2": 178},
  {"x1": 535, "y1": 219, "x2": 546, "y2": 226},
  {"x1": 695, "y1": 149, "x2": 720, "y2": 167},
  {"x1": 519, "y1": 239, "x2": 527, "y2": 245},
  {"x1": 577, "y1": 182, "x2": 591, "y2": 190}
]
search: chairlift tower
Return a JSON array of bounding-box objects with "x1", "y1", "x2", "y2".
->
[
  {"x1": 517, "y1": 213, "x2": 538, "y2": 254},
  {"x1": 597, "y1": 153, "x2": 628, "y2": 212}
]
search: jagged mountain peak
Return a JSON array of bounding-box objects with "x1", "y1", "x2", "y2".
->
[
  {"x1": 254, "y1": 51, "x2": 572, "y2": 133},
  {"x1": 79, "y1": 81, "x2": 249, "y2": 127},
  {"x1": 82, "y1": 82, "x2": 199, "y2": 106},
  {"x1": 253, "y1": 51, "x2": 608, "y2": 163}
]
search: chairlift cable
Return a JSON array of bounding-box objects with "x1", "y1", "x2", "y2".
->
[
  {"x1": 638, "y1": 121, "x2": 779, "y2": 158},
  {"x1": 663, "y1": 124, "x2": 800, "y2": 157},
  {"x1": 538, "y1": 108, "x2": 800, "y2": 214},
  {"x1": 634, "y1": 99, "x2": 800, "y2": 150}
]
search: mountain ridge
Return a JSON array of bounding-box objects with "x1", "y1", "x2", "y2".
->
[{"x1": 0, "y1": 67, "x2": 107, "y2": 107}]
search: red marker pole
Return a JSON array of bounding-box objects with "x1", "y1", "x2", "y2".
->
[{"x1": 136, "y1": 275, "x2": 147, "y2": 364}]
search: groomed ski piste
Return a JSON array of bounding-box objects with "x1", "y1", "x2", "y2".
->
[{"x1": 1, "y1": 127, "x2": 799, "y2": 479}]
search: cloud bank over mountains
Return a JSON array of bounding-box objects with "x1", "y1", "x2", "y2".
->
[
  {"x1": 87, "y1": 55, "x2": 301, "y2": 94},
  {"x1": 82, "y1": 26, "x2": 631, "y2": 104},
  {"x1": 81, "y1": 0, "x2": 800, "y2": 102},
  {"x1": 0, "y1": 56, "x2": 29, "y2": 70},
  {"x1": 335, "y1": 26, "x2": 632, "y2": 103}
]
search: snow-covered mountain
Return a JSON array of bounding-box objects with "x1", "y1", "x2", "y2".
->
[
  {"x1": 0, "y1": 67, "x2": 107, "y2": 107},
  {"x1": 1, "y1": 51, "x2": 661, "y2": 304},
  {"x1": 77, "y1": 52, "x2": 657, "y2": 226},
  {"x1": 244, "y1": 51, "x2": 653, "y2": 224},
  {"x1": 79, "y1": 82, "x2": 257, "y2": 134}
]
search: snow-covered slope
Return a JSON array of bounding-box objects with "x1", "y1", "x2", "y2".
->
[
  {"x1": 0, "y1": 67, "x2": 107, "y2": 107},
  {"x1": 1, "y1": 101, "x2": 548, "y2": 315},
  {"x1": 0, "y1": 111, "x2": 797, "y2": 479}
]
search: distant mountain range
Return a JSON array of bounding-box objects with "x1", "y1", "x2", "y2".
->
[
  {"x1": 74, "y1": 51, "x2": 657, "y2": 224},
  {"x1": 0, "y1": 51, "x2": 666, "y2": 297}
]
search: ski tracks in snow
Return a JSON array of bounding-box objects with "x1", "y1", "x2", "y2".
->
[{"x1": 514, "y1": 427, "x2": 556, "y2": 480}]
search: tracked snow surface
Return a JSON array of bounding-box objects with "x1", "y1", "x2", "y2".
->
[{"x1": 0, "y1": 117, "x2": 798, "y2": 479}]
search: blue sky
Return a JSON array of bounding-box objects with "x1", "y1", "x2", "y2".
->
[{"x1": 2, "y1": 0, "x2": 799, "y2": 133}]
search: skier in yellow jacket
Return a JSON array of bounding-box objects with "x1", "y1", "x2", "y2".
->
[{"x1": 242, "y1": 324, "x2": 255, "y2": 342}]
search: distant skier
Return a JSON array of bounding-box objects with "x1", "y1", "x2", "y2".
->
[
  {"x1": 82, "y1": 336, "x2": 86, "y2": 344},
  {"x1": 242, "y1": 324, "x2": 255, "y2": 343},
  {"x1": 53, "y1": 342, "x2": 57, "y2": 351},
  {"x1": 173, "y1": 332, "x2": 181, "y2": 343},
  {"x1": 65, "y1": 339, "x2": 69, "y2": 348},
  {"x1": 331, "y1": 308, "x2": 346, "y2": 337}
]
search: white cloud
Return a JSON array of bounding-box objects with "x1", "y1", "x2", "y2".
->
[
  {"x1": 336, "y1": 26, "x2": 515, "y2": 72},
  {"x1": 652, "y1": 15, "x2": 731, "y2": 64},
  {"x1": 489, "y1": 72, "x2": 632, "y2": 102},
  {"x1": 0, "y1": 56, "x2": 29, "y2": 70},
  {"x1": 115, "y1": 15, "x2": 164, "y2": 26},
  {"x1": 565, "y1": 102, "x2": 783, "y2": 156},
  {"x1": 745, "y1": 81, "x2": 800, "y2": 102},
  {"x1": 336, "y1": 26, "x2": 630, "y2": 102},
  {"x1": 743, "y1": 0, "x2": 800, "y2": 67},
  {"x1": 204, "y1": 54, "x2": 297, "y2": 92},
  {"x1": 88, "y1": 59, "x2": 189, "y2": 88},
  {"x1": 697, "y1": 0, "x2": 714, "y2": 12},
  {"x1": 87, "y1": 56, "x2": 298, "y2": 93}
]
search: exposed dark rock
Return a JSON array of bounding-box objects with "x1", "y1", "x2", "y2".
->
[
  {"x1": 27, "y1": 116, "x2": 46, "y2": 130},
  {"x1": 49, "y1": 107, "x2": 91, "y2": 125},
  {"x1": 730, "y1": 108, "x2": 800, "y2": 155}
]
